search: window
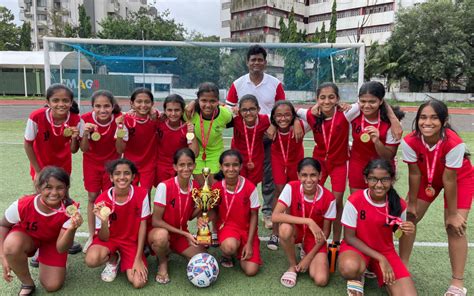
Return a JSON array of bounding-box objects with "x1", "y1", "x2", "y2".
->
[{"x1": 154, "y1": 84, "x2": 170, "y2": 92}]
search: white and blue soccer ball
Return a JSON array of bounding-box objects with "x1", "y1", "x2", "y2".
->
[{"x1": 187, "y1": 253, "x2": 219, "y2": 288}]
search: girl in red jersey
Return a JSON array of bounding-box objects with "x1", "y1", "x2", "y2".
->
[
  {"x1": 231, "y1": 94, "x2": 271, "y2": 186},
  {"x1": 399, "y1": 99, "x2": 472, "y2": 296},
  {"x1": 24, "y1": 84, "x2": 81, "y2": 180},
  {"x1": 80, "y1": 90, "x2": 122, "y2": 252},
  {"x1": 348, "y1": 81, "x2": 404, "y2": 193},
  {"x1": 148, "y1": 148, "x2": 205, "y2": 284},
  {"x1": 85, "y1": 159, "x2": 150, "y2": 289},
  {"x1": 155, "y1": 94, "x2": 198, "y2": 185},
  {"x1": 273, "y1": 158, "x2": 336, "y2": 288},
  {"x1": 267, "y1": 101, "x2": 310, "y2": 250},
  {"x1": 0, "y1": 167, "x2": 83, "y2": 295},
  {"x1": 297, "y1": 82, "x2": 360, "y2": 247},
  {"x1": 115, "y1": 88, "x2": 158, "y2": 193},
  {"x1": 339, "y1": 159, "x2": 416, "y2": 296},
  {"x1": 204, "y1": 150, "x2": 261, "y2": 276}
]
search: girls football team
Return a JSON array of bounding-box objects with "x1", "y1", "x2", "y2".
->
[{"x1": 0, "y1": 80, "x2": 471, "y2": 296}]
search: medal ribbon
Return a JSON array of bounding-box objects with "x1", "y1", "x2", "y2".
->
[
  {"x1": 48, "y1": 108, "x2": 67, "y2": 136},
  {"x1": 199, "y1": 109, "x2": 217, "y2": 160},
  {"x1": 221, "y1": 177, "x2": 242, "y2": 228},
  {"x1": 93, "y1": 113, "x2": 113, "y2": 136},
  {"x1": 300, "y1": 184, "x2": 320, "y2": 241},
  {"x1": 39, "y1": 196, "x2": 66, "y2": 214},
  {"x1": 110, "y1": 187, "x2": 133, "y2": 214},
  {"x1": 372, "y1": 192, "x2": 403, "y2": 228},
  {"x1": 278, "y1": 130, "x2": 292, "y2": 170},
  {"x1": 243, "y1": 118, "x2": 257, "y2": 164},
  {"x1": 174, "y1": 177, "x2": 192, "y2": 229},
  {"x1": 166, "y1": 119, "x2": 187, "y2": 136},
  {"x1": 423, "y1": 138, "x2": 443, "y2": 187},
  {"x1": 125, "y1": 114, "x2": 150, "y2": 128},
  {"x1": 321, "y1": 107, "x2": 337, "y2": 161},
  {"x1": 360, "y1": 110, "x2": 381, "y2": 135}
]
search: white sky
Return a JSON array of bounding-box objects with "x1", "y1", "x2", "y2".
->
[{"x1": 2, "y1": 0, "x2": 221, "y2": 36}]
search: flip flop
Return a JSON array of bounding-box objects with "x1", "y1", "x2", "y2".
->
[
  {"x1": 444, "y1": 285, "x2": 467, "y2": 296},
  {"x1": 280, "y1": 271, "x2": 297, "y2": 288},
  {"x1": 220, "y1": 256, "x2": 234, "y2": 268},
  {"x1": 18, "y1": 283, "x2": 35, "y2": 296},
  {"x1": 155, "y1": 273, "x2": 170, "y2": 285}
]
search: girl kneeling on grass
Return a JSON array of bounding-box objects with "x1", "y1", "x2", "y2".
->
[
  {"x1": 338, "y1": 159, "x2": 416, "y2": 296},
  {"x1": 85, "y1": 158, "x2": 150, "y2": 289},
  {"x1": 148, "y1": 148, "x2": 205, "y2": 284},
  {"x1": 0, "y1": 166, "x2": 82, "y2": 295},
  {"x1": 272, "y1": 158, "x2": 336, "y2": 288}
]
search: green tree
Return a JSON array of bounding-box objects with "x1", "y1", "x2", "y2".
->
[
  {"x1": 320, "y1": 22, "x2": 327, "y2": 43},
  {"x1": 19, "y1": 22, "x2": 31, "y2": 50},
  {"x1": 64, "y1": 23, "x2": 77, "y2": 38},
  {"x1": 77, "y1": 4, "x2": 92, "y2": 38},
  {"x1": 311, "y1": 27, "x2": 320, "y2": 43},
  {"x1": 328, "y1": 0, "x2": 337, "y2": 43},
  {"x1": 0, "y1": 6, "x2": 19, "y2": 50}
]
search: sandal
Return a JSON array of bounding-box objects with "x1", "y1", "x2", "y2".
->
[
  {"x1": 347, "y1": 276, "x2": 365, "y2": 296},
  {"x1": 363, "y1": 269, "x2": 377, "y2": 279},
  {"x1": 155, "y1": 273, "x2": 170, "y2": 285},
  {"x1": 444, "y1": 285, "x2": 467, "y2": 296},
  {"x1": 211, "y1": 233, "x2": 219, "y2": 247},
  {"x1": 220, "y1": 256, "x2": 234, "y2": 268},
  {"x1": 280, "y1": 271, "x2": 297, "y2": 288},
  {"x1": 18, "y1": 283, "x2": 35, "y2": 296}
]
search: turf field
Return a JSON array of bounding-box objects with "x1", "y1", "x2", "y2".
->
[{"x1": 0, "y1": 119, "x2": 472, "y2": 295}]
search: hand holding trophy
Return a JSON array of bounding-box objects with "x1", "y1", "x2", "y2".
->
[{"x1": 192, "y1": 168, "x2": 220, "y2": 245}]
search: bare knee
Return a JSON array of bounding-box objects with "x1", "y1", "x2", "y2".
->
[
  {"x1": 149, "y1": 228, "x2": 169, "y2": 248},
  {"x1": 242, "y1": 263, "x2": 259, "y2": 277},
  {"x1": 338, "y1": 258, "x2": 362, "y2": 279},
  {"x1": 131, "y1": 279, "x2": 146, "y2": 289},
  {"x1": 220, "y1": 240, "x2": 238, "y2": 255},
  {"x1": 278, "y1": 223, "x2": 294, "y2": 241},
  {"x1": 40, "y1": 279, "x2": 64, "y2": 292},
  {"x1": 85, "y1": 250, "x2": 106, "y2": 268},
  {"x1": 313, "y1": 273, "x2": 329, "y2": 287}
]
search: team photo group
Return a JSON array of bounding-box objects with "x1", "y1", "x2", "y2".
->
[{"x1": 0, "y1": 45, "x2": 472, "y2": 296}]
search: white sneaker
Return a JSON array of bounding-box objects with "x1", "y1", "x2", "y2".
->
[
  {"x1": 101, "y1": 258, "x2": 119, "y2": 282},
  {"x1": 82, "y1": 236, "x2": 93, "y2": 254}
]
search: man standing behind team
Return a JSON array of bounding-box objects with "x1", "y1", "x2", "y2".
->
[{"x1": 225, "y1": 45, "x2": 285, "y2": 245}]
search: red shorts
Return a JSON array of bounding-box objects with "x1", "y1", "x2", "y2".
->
[
  {"x1": 417, "y1": 175, "x2": 473, "y2": 209},
  {"x1": 133, "y1": 167, "x2": 155, "y2": 191},
  {"x1": 9, "y1": 228, "x2": 68, "y2": 267},
  {"x1": 91, "y1": 237, "x2": 147, "y2": 272},
  {"x1": 155, "y1": 163, "x2": 176, "y2": 186},
  {"x1": 317, "y1": 159, "x2": 348, "y2": 193},
  {"x1": 348, "y1": 159, "x2": 368, "y2": 190},
  {"x1": 240, "y1": 160, "x2": 263, "y2": 186},
  {"x1": 83, "y1": 164, "x2": 112, "y2": 193},
  {"x1": 169, "y1": 232, "x2": 191, "y2": 254},
  {"x1": 272, "y1": 158, "x2": 298, "y2": 185},
  {"x1": 294, "y1": 224, "x2": 328, "y2": 254},
  {"x1": 340, "y1": 241, "x2": 410, "y2": 287},
  {"x1": 218, "y1": 225, "x2": 262, "y2": 265}
]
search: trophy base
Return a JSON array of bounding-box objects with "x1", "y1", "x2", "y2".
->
[{"x1": 196, "y1": 235, "x2": 212, "y2": 245}]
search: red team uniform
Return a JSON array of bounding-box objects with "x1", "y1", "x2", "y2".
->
[
  {"x1": 4, "y1": 195, "x2": 76, "y2": 267},
  {"x1": 118, "y1": 115, "x2": 157, "y2": 190},
  {"x1": 231, "y1": 114, "x2": 271, "y2": 185},
  {"x1": 340, "y1": 189, "x2": 410, "y2": 286},
  {"x1": 278, "y1": 181, "x2": 336, "y2": 254},
  {"x1": 212, "y1": 178, "x2": 262, "y2": 265},
  {"x1": 349, "y1": 115, "x2": 399, "y2": 189},
  {"x1": 272, "y1": 120, "x2": 309, "y2": 185},
  {"x1": 401, "y1": 129, "x2": 474, "y2": 209},
  {"x1": 24, "y1": 108, "x2": 81, "y2": 178},
  {"x1": 93, "y1": 186, "x2": 150, "y2": 271},
  {"x1": 153, "y1": 177, "x2": 200, "y2": 253},
  {"x1": 80, "y1": 111, "x2": 120, "y2": 192},
  {"x1": 155, "y1": 121, "x2": 188, "y2": 185}
]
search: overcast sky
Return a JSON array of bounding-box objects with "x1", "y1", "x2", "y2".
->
[{"x1": 2, "y1": 0, "x2": 221, "y2": 36}]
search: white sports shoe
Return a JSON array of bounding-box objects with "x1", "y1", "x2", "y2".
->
[
  {"x1": 101, "y1": 257, "x2": 120, "y2": 282},
  {"x1": 82, "y1": 236, "x2": 93, "y2": 254}
]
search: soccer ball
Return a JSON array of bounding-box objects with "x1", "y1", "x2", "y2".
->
[{"x1": 187, "y1": 253, "x2": 219, "y2": 288}]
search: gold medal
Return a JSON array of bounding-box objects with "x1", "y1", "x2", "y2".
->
[
  {"x1": 425, "y1": 186, "x2": 435, "y2": 198},
  {"x1": 100, "y1": 206, "x2": 111, "y2": 219},
  {"x1": 247, "y1": 162, "x2": 255, "y2": 170},
  {"x1": 394, "y1": 228, "x2": 403, "y2": 239},
  {"x1": 360, "y1": 132, "x2": 370, "y2": 143},
  {"x1": 65, "y1": 204, "x2": 78, "y2": 217},
  {"x1": 117, "y1": 129, "x2": 126, "y2": 138},
  {"x1": 91, "y1": 132, "x2": 101, "y2": 141},
  {"x1": 186, "y1": 132, "x2": 195, "y2": 141},
  {"x1": 63, "y1": 127, "x2": 73, "y2": 137}
]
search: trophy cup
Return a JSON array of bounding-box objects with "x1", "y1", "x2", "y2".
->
[{"x1": 192, "y1": 168, "x2": 220, "y2": 245}]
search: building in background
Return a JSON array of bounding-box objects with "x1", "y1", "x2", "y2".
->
[
  {"x1": 18, "y1": 0, "x2": 148, "y2": 50},
  {"x1": 220, "y1": 0, "x2": 426, "y2": 44}
]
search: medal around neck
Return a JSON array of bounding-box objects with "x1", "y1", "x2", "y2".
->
[
  {"x1": 91, "y1": 131, "x2": 101, "y2": 141},
  {"x1": 63, "y1": 127, "x2": 73, "y2": 137}
]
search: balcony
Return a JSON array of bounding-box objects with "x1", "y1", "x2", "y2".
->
[{"x1": 230, "y1": 14, "x2": 281, "y2": 31}]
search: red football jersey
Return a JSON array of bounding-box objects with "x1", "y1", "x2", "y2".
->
[{"x1": 155, "y1": 120, "x2": 188, "y2": 176}]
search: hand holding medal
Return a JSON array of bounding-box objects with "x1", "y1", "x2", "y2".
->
[
  {"x1": 186, "y1": 121, "x2": 195, "y2": 142},
  {"x1": 115, "y1": 116, "x2": 126, "y2": 139},
  {"x1": 360, "y1": 111, "x2": 380, "y2": 143},
  {"x1": 94, "y1": 201, "x2": 111, "y2": 222}
]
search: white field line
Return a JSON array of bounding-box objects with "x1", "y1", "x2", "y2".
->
[{"x1": 74, "y1": 232, "x2": 473, "y2": 248}]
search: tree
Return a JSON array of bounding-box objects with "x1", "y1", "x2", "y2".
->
[
  {"x1": 311, "y1": 27, "x2": 320, "y2": 43},
  {"x1": 77, "y1": 4, "x2": 92, "y2": 38},
  {"x1": 388, "y1": 0, "x2": 471, "y2": 91},
  {"x1": 328, "y1": 0, "x2": 337, "y2": 43},
  {"x1": 0, "y1": 6, "x2": 19, "y2": 50},
  {"x1": 19, "y1": 22, "x2": 31, "y2": 51},
  {"x1": 320, "y1": 22, "x2": 327, "y2": 43}
]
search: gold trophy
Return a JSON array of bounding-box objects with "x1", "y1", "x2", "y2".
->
[{"x1": 192, "y1": 168, "x2": 220, "y2": 245}]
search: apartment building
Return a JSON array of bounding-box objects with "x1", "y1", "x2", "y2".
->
[{"x1": 18, "y1": 0, "x2": 148, "y2": 50}]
